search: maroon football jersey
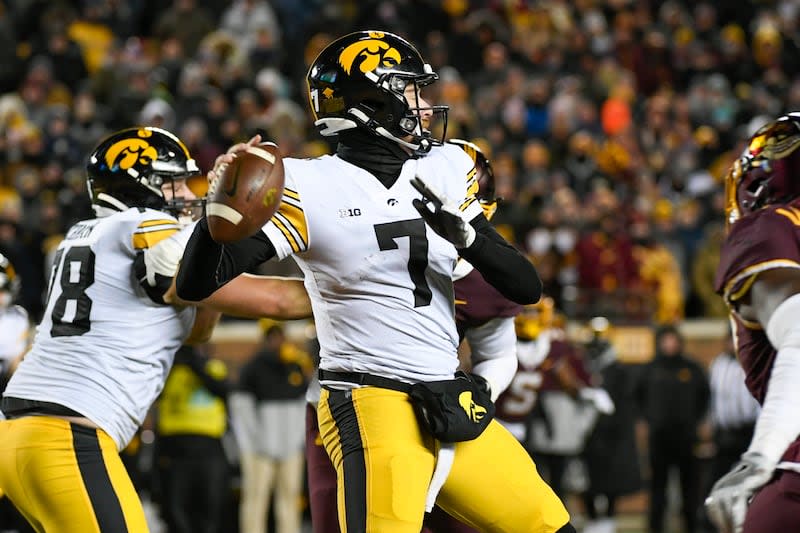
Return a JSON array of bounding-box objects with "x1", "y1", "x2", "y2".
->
[
  {"x1": 454, "y1": 266, "x2": 523, "y2": 340},
  {"x1": 714, "y1": 203, "x2": 800, "y2": 463},
  {"x1": 495, "y1": 337, "x2": 590, "y2": 423},
  {"x1": 538, "y1": 340, "x2": 592, "y2": 392},
  {"x1": 714, "y1": 203, "x2": 800, "y2": 305}
]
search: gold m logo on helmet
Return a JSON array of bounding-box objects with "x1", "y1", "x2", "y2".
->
[
  {"x1": 458, "y1": 391, "x2": 487, "y2": 423},
  {"x1": 338, "y1": 39, "x2": 401, "y2": 75},
  {"x1": 105, "y1": 132, "x2": 158, "y2": 171}
]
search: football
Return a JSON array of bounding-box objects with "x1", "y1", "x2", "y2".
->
[{"x1": 206, "y1": 142, "x2": 285, "y2": 243}]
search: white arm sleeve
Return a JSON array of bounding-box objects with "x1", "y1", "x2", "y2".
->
[
  {"x1": 749, "y1": 293, "x2": 800, "y2": 465},
  {"x1": 465, "y1": 316, "x2": 518, "y2": 401}
]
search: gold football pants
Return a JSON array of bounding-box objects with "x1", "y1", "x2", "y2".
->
[
  {"x1": 317, "y1": 386, "x2": 569, "y2": 533},
  {"x1": 0, "y1": 416, "x2": 148, "y2": 533}
]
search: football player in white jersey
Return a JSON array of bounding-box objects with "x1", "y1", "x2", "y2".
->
[
  {"x1": 0, "y1": 127, "x2": 256, "y2": 533},
  {"x1": 0, "y1": 127, "x2": 307, "y2": 533},
  {"x1": 303, "y1": 139, "x2": 530, "y2": 533},
  {"x1": 0, "y1": 127, "x2": 219, "y2": 533},
  {"x1": 0, "y1": 253, "x2": 29, "y2": 392},
  {"x1": 0, "y1": 252, "x2": 31, "y2": 530},
  {"x1": 177, "y1": 31, "x2": 575, "y2": 533}
]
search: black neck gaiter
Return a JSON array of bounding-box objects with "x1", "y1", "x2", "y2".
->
[{"x1": 336, "y1": 129, "x2": 413, "y2": 189}]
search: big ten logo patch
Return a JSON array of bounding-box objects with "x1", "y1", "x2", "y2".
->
[{"x1": 338, "y1": 208, "x2": 362, "y2": 218}]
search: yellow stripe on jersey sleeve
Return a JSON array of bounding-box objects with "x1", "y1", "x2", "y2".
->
[
  {"x1": 724, "y1": 258, "x2": 800, "y2": 303},
  {"x1": 133, "y1": 228, "x2": 179, "y2": 250},
  {"x1": 138, "y1": 219, "x2": 178, "y2": 228},
  {"x1": 776, "y1": 207, "x2": 800, "y2": 226},
  {"x1": 283, "y1": 188, "x2": 300, "y2": 202},
  {"x1": 132, "y1": 219, "x2": 180, "y2": 250},
  {"x1": 459, "y1": 196, "x2": 478, "y2": 213},
  {"x1": 465, "y1": 167, "x2": 478, "y2": 194},
  {"x1": 272, "y1": 188, "x2": 308, "y2": 253},
  {"x1": 463, "y1": 144, "x2": 477, "y2": 162},
  {"x1": 272, "y1": 216, "x2": 301, "y2": 252}
]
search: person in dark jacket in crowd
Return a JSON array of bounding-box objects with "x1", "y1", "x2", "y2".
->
[
  {"x1": 154, "y1": 344, "x2": 231, "y2": 533},
  {"x1": 637, "y1": 325, "x2": 710, "y2": 533},
  {"x1": 581, "y1": 317, "x2": 642, "y2": 533}
]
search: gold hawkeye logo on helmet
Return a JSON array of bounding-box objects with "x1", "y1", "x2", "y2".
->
[
  {"x1": 105, "y1": 129, "x2": 158, "y2": 171},
  {"x1": 338, "y1": 36, "x2": 401, "y2": 75}
]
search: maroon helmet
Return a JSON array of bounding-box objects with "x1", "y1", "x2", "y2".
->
[{"x1": 725, "y1": 112, "x2": 800, "y2": 227}]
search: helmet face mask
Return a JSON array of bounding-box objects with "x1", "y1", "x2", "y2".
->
[
  {"x1": 307, "y1": 30, "x2": 448, "y2": 155},
  {"x1": 86, "y1": 127, "x2": 204, "y2": 220},
  {"x1": 160, "y1": 177, "x2": 207, "y2": 225},
  {"x1": 448, "y1": 139, "x2": 498, "y2": 220},
  {"x1": 726, "y1": 113, "x2": 800, "y2": 227}
]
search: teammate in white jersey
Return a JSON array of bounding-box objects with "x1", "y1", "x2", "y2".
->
[
  {"x1": 0, "y1": 127, "x2": 286, "y2": 533},
  {"x1": 0, "y1": 253, "x2": 31, "y2": 533},
  {"x1": 0, "y1": 253, "x2": 29, "y2": 392},
  {"x1": 0, "y1": 127, "x2": 219, "y2": 533},
  {"x1": 0, "y1": 127, "x2": 305, "y2": 533},
  {"x1": 177, "y1": 31, "x2": 574, "y2": 533}
]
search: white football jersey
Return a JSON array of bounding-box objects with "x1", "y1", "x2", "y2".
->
[
  {"x1": 263, "y1": 144, "x2": 482, "y2": 383},
  {"x1": 5, "y1": 209, "x2": 196, "y2": 449},
  {"x1": 0, "y1": 305, "x2": 29, "y2": 374}
]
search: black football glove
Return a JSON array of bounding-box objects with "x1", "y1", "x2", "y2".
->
[{"x1": 411, "y1": 175, "x2": 476, "y2": 249}]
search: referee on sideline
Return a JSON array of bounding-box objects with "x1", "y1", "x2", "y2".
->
[
  {"x1": 707, "y1": 333, "x2": 760, "y2": 482},
  {"x1": 702, "y1": 330, "x2": 761, "y2": 532}
]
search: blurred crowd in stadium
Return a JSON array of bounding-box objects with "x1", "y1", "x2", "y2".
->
[{"x1": 1, "y1": 0, "x2": 798, "y2": 326}]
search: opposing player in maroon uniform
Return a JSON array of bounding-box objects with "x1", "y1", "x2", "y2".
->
[
  {"x1": 305, "y1": 139, "x2": 530, "y2": 533},
  {"x1": 496, "y1": 299, "x2": 611, "y2": 499},
  {"x1": 495, "y1": 297, "x2": 564, "y2": 444},
  {"x1": 705, "y1": 113, "x2": 800, "y2": 533}
]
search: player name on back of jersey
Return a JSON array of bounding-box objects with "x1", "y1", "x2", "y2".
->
[{"x1": 65, "y1": 219, "x2": 101, "y2": 240}]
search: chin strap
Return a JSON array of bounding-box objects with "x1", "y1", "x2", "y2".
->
[
  {"x1": 347, "y1": 108, "x2": 431, "y2": 155},
  {"x1": 93, "y1": 193, "x2": 129, "y2": 218}
]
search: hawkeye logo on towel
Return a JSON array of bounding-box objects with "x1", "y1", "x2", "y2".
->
[
  {"x1": 105, "y1": 129, "x2": 158, "y2": 171},
  {"x1": 338, "y1": 32, "x2": 401, "y2": 75},
  {"x1": 458, "y1": 391, "x2": 487, "y2": 423}
]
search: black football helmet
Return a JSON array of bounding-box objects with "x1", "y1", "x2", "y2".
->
[
  {"x1": 725, "y1": 112, "x2": 800, "y2": 227},
  {"x1": 86, "y1": 127, "x2": 203, "y2": 217},
  {"x1": 306, "y1": 30, "x2": 448, "y2": 155},
  {"x1": 0, "y1": 252, "x2": 19, "y2": 309},
  {"x1": 448, "y1": 139, "x2": 499, "y2": 220}
]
